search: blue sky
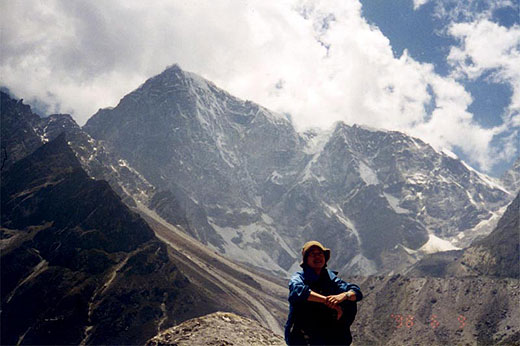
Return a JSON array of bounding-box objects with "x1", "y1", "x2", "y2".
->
[
  {"x1": 1, "y1": 0, "x2": 519, "y2": 177},
  {"x1": 360, "y1": 0, "x2": 519, "y2": 175}
]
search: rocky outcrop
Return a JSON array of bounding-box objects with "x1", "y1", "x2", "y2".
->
[
  {"x1": 0, "y1": 135, "x2": 224, "y2": 345},
  {"x1": 146, "y1": 312, "x2": 285, "y2": 346}
]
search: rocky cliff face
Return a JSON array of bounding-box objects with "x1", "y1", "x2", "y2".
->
[
  {"x1": 0, "y1": 135, "x2": 224, "y2": 345},
  {"x1": 83, "y1": 65, "x2": 513, "y2": 275}
]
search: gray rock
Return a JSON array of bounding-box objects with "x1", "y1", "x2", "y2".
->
[{"x1": 146, "y1": 312, "x2": 285, "y2": 346}]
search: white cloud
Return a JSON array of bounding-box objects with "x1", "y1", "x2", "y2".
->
[
  {"x1": 431, "y1": 0, "x2": 516, "y2": 22},
  {"x1": 448, "y1": 19, "x2": 520, "y2": 125},
  {"x1": 0, "y1": 0, "x2": 518, "y2": 175},
  {"x1": 412, "y1": 0, "x2": 430, "y2": 11}
]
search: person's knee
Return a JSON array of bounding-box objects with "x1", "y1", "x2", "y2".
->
[{"x1": 340, "y1": 301, "x2": 357, "y2": 326}]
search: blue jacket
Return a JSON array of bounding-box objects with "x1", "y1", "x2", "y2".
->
[{"x1": 285, "y1": 266, "x2": 363, "y2": 344}]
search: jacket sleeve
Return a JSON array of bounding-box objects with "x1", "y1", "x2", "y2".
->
[
  {"x1": 332, "y1": 274, "x2": 363, "y2": 302},
  {"x1": 288, "y1": 273, "x2": 311, "y2": 303}
]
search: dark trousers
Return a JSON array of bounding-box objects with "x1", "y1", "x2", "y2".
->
[{"x1": 287, "y1": 301, "x2": 357, "y2": 345}]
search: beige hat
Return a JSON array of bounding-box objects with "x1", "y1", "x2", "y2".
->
[{"x1": 300, "y1": 240, "x2": 331, "y2": 267}]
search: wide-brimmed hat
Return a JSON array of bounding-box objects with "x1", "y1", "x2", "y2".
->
[{"x1": 300, "y1": 240, "x2": 331, "y2": 267}]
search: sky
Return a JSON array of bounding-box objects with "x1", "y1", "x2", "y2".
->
[{"x1": 1, "y1": 0, "x2": 519, "y2": 177}]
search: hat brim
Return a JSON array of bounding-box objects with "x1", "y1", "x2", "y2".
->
[{"x1": 300, "y1": 244, "x2": 331, "y2": 267}]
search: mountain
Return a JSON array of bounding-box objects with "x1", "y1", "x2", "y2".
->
[
  {"x1": 83, "y1": 64, "x2": 513, "y2": 275},
  {"x1": 84, "y1": 65, "x2": 306, "y2": 274},
  {"x1": 82, "y1": 64, "x2": 513, "y2": 276},
  {"x1": 0, "y1": 135, "x2": 226, "y2": 345},
  {"x1": 2, "y1": 86, "x2": 517, "y2": 345}
]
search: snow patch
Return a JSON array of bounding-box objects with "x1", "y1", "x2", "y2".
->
[
  {"x1": 208, "y1": 221, "x2": 287, "y2": 273},
  {"x1": 299, "y1": 129, "x2": 332, "y2": 183},
  {"x1": 270, "y1": 171, "x2": 283, "y2": 184},
  {"x1": 303, "y1": 128, "x2": 332, "y2": 155},
  {"x1": 410, "y1": 137, "x2": 423, "y2": 149},
  {"x1": 322, "y1": 202, "x2": 361, "y2": 244},
  {"x1": 215, "y1": 137, "x2": 237, "y2": 168},
  {"x1": 452, "y1": 205, "x2": 507, "y2": 247},
  {"x1": 407, "y1": 173, "x2": 428, "y2": 185},
  {"x1": 460, "y1": 161, "x2": 510, "y2": 194},
  {"x1": 383, "y1": 193, "x2": 409, "y2": 214},
  {"x1": 359, "y1": 162, "x2": 379, "y2": 185},
  {"x1": 342, "y1": 254, "x2": 378, "y2": 276},
  {"x1": 238, "y1": 207, "x2": 256, "y2": 215},
  {"x1": 261, "y1": 214, "x2": 273, "y2": 224},
  {"x1": 185, "y1": 71, "x2": 212, "y2": 93},
  {"x1": 441, "y1": 148, "x2": 459, "y2": 159},
  {"x1": 400, "y1": 244, "x2": 418, "y2": 255},
  {"x1": 419, "y1": 234, "x2": 460, "y2": 254}
]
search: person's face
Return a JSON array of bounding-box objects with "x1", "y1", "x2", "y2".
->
[{"x1": 306, "y1": 247, "x2": 326, "y2": 271}]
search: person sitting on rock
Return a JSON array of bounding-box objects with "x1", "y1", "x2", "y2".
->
[{"x1": 285, "y1": 241, "x2": 363, "y2": 345}]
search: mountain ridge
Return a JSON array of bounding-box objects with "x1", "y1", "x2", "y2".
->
[
  {"x1": 0, "y1": 134, "x2": 226, "y2": 345},
  {"x1": 82, "y1": 64, "x2": 514, "y2": 276}
]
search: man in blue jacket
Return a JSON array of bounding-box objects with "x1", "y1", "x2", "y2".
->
[{"x1": 285, "y1": 241, "x2": 363, "y2": 345}]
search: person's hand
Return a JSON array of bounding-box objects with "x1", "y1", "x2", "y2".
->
[
  {"x1": 325, "y1": 293, "x2": 345, "y2": 307},
  {"x1": 332, "y1": 305, "x2": 343, "y2": 320},
  {"x1": 325, "y1": 291, "x2": 356, "y2": 307}
]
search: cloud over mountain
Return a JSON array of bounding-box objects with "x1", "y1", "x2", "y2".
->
[{"x1": 1, "y1": 0, "x2": 518, "y2": 175}]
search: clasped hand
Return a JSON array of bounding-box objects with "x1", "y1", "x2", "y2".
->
[{"x1": 325, "y1": 291, "x2": 356, "y2": 308}]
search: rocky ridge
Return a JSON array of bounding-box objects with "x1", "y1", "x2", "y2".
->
[{"x1": 0, "y1": 91, "x2": 43, "y2": 170}]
